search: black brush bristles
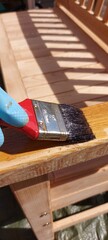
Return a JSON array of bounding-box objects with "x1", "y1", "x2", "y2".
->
[{"x1": 59, "y1": 104, "x2": 95, "y2": 143}]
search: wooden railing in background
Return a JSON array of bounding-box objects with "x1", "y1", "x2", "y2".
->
[{"x1": 56, "y1": 0, "x2": 108, "y2": 52}]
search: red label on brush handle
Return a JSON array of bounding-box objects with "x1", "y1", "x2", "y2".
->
[
  {"x1": 19, "y1": 99, "x2": 39, "y2": 139},
  {"x1": 0, "y1": 99, "x2": 39, "y2": 140}
]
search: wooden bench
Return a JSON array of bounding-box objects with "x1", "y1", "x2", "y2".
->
[{"x1": 0, "y1": 0, "x2": 108, "y2": 239}]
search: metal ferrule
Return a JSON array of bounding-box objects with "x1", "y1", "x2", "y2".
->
[{"x1": 32, "y1": 100, "x2": 69, "y2": 141}]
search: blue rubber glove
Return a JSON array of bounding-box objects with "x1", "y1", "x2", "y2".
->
[{"x1": 0, "y1": 87, "x2": 29, "y2": 146}]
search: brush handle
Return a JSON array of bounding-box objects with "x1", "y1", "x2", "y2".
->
[
  {"x1": 0, "y1": 99, "x2": 39, "y2": 140},
  {"x1": 19, "y1": 99, "x2": 39, "y2": 139}
]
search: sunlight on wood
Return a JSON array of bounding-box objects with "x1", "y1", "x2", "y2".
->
[
  {"x1": 0, "y1": 2, "x2": 108, "y2": 239},
  {"x1": 45, "y1": 42, "x2": 86, "y2": 49},
  {"x1": 41, "y1": 35, "x2": 79, "y2": 41},
  {"x1": 51, "y1": 51, "x2": 94, "y2": 58},
  {"x1": 75, "y1": 85, "x2": 108, "y2": 94},
  {"x1": 31, "y1": 17, "x2": 62, "y2": 23},
  {"x1": 34, "y1": 23, "x2": 67, "y2": 28}
]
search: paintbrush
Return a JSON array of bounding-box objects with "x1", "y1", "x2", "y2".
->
[{"x1": 0, "y1": 98, "x2": 95, "y2": 143}]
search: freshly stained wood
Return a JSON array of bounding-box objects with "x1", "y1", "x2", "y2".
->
[{"x1": 0, "y1": 102, "x2": 108, "y2": 186}]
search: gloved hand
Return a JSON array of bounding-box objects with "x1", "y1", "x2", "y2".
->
[{"x1": 0, "y1": 87, "x2": 29, "y2": 146}]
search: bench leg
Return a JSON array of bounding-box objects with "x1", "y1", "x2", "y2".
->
[{"x1": 11, "y1": 177, "x2": 54, "y2": 240}]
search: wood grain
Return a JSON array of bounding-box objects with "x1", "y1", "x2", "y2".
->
[
  {"x1": 51, "y1": 165, "x2": 108, "y2": 210},
  {"x1": 11, "y1": 178, "x2": 54, "y2": 239},
  {"x1": 0, "y1": 4, "x2": 108, "y2": 238},
  {"x1": 0, "y1": 8, "x2": 108, "y2": 187},
  {"x1": 94, "y1": 0, "x2": 104, "y2": 16},
  {"x1": 0, "y1": 16, "x2": 27, "y2": 101},
  {"x1": 0, "y1": 102, "x2": 108, "y2": 186}
]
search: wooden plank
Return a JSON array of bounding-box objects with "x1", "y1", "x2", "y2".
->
[
  {"x1": 17, "y1": 55, "x2": 100, "y2": 78},
  {"x1": 0, "y1": 7, "x2": 108, "y2": 187},
  {"x1": 0, "y1": 101, "x2": 108, "y2": 186},
  {"x1": 3, "y1": 10, "x2": 107, "y2": 62},
  {"x1": 17, "y1": 56, "x2": 65, "y2": 78},
  {"x1": 24, "y1": 72, "x2": 108, "y2": 101},
  {"x1": 34, "y1": 22, "x2": 67, "y2": 28},
  {"x1": 13, "y1": 47, "x2": 50, "y2": 61},
  {"x1": 51, "y1": 165, "x2": 108, "y2": 210},
  {"x1": 10, "y1": 36, "x2": 83, "y2": 61},
  {"x1": 1, "y1": 11, "x2": 45, "y2": 41},
  {"x1": 4, "y1": 24, "x2": 39, "y2": 41},
  {"x1": 5, "y1": 22, "x2": 67, "y2": 35},
  {"x1": 11, "y1": 177, "x2": 54, "y2": 240},
  {"x1": 1, "y1": 11, "x2": 36, "y2": 26},
  {"x1": 0, "y1": 8, "x2": 108, "y2": 106},
  {"x1": 23, "y1": 69, "x2": 107, "y2": 89},
  {"x1": 53, "y1": 203, "x2": 108, "y2": 232},
  {"x1": 84, "y1": 95, "x2": 108, "y2": 107},
  {"x1": 10, "y1": 37, "x2": 51, "y2": 60},
  {"x1": 34, "y1": 81, "x2": 108, "y2": 105},
  {"x1": 49, "y1": 154, "x2": 108, "y2": 183},
  {"x1": 0, "y1": 16, "x2": 27, "y2": 101}
]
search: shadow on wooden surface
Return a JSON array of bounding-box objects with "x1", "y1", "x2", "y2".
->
[
  {"x1": 14, "y1": 8, "x2": 108, "y2": 107},
  {"x1": 2, "y1": 6, "x2": 107, "y2": 106}
]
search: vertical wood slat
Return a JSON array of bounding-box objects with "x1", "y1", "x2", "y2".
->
[
  {"x1": 27, "y1": 0, "x2": 35, "y2": 9},
  {"x1": 80, "y1": 0, "x2": 86, "y2": 6},
  {"x1": 87, "y1": 0, "x2": 95, "y2": 11},
  {"x1": 103, "y1": 6, "x2": 108, "y2": 23},
  {"x1": 11, "y1": 178, "x2": 54, "y2": 240},
  {"x1": 62, "y1": 0, "x2": 108, "y2": 52},
  {"x1": 94, "y1": 0, "x2": 104, "y2": 16}
]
